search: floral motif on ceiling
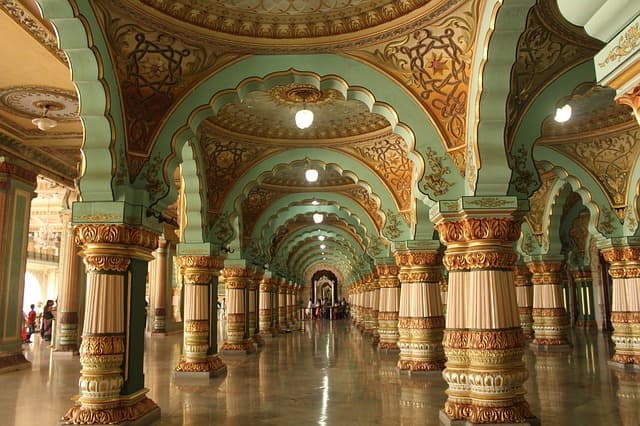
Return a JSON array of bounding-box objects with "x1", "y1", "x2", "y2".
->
[
  {"x1": 568, "y1": 211, "x2": 590, "y2": 264},
  {"x1": 346, "y1": 0, "x2": 479, "y2": 173},
  {"x1": 348, "y1": 133, "x2": 413, "y2": 213},
  {"x1": 138, "y1": 0, "x2": 432, "y2": 40},
  {"x1": 93, "y1": 2, "x2": 242, "y2": 180},
  {"x1": 540, "y1": 125, "x2": 640, "y2": 213},
  {"x1": 199, "y1": 130, "x2": 283, "y2": 217},
  {"x1": 505, "y1": 0, "x2": 602, "y2": 151},
  {"x1": 241, "y1": 186, "x2": 284, "y2": 244},
  {"x1": 525, "y1": 171, "x2": 558, "y2": 245}
]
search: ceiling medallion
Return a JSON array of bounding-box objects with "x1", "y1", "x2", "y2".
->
[
  {"x1": 0, "y1": 86, "x2": 78, "y2": 121},
  {"x1": 270, "y1": 84, "x2": 337, "y2": 107},
  {"x1": 285, "y1": 86, "x2": 322, "y2": 104}
]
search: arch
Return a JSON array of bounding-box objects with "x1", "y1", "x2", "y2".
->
[
  {"x1": 36, "y1": 0, "x2": 127, "y2": 201},
  {"x1": 473, "y1": 0, "x2": 536, "y2": 195},
  {"x1": 178, "y1": 139, "x2": 208, "y2": 243},
  {"x1": 147, "y1": 57, "x2": 466, "y2": 215}
]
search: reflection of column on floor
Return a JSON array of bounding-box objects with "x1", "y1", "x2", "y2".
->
[
  {"x1": 55, "y1": 210, "x2": 82, "y2": 354},
  {"x1": 528, "y1": 257, "x2": 570, "y2": 348},
  {"x1": 614, "y1": 370, "x2": 640, "y2": 426},
  {"x1": 174, "y1": 253, "x2": 226, "y2": 376},
  {"x1": 249, "y1": 269, "x2": 264, "y2": 347},
  {"x1": 532, "y1": 351, "x2": 570, "y2": 420},
  {"x1": 573, "y1": 269, "x2": 597, "y2": 329},
  {"x1": 63, "y1": 223, "x2": 160, "y2": 424},
  {"x1": 352, "y1": 280, "x2": 362, "y2": 328},
  {"x1": 259, "y1": 271, "x2": 276, "y2": 337},
  {"x1": 432, "y1": 199, "x2": 535, "y2": 424},
  {"x1": 376, "y1": 261, "x2": 400, "y2": 351},
  {"x1": 601, "y1": 245, "x2": 640, "y2": 366},
  {"x1": 150, "y1": 239, "x2": 168, "y2": 334},
  {"x1": 0, "y1": 159, "x2": 36, "y2": 372},
  {"x1": 514, "y1": 264, "x2": 534, "y2": 340},
  {"x1": 396, "y1": 243, "x2": 445, "y2": 373},
  {"x1": 221, "y1": 263, "x2": 255, "y2": 354}
]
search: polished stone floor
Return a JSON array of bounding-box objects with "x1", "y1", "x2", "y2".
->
[{"x1": 1, "y1": 320, "x2": 639, "y2": 425}]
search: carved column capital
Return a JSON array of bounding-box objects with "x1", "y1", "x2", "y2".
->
[
  {"x1": 74, "y1": 224, "x2": 159, "y2": 272},
  {"x1": 601, "y1": 246, "x2": 640, "y2": 278}
]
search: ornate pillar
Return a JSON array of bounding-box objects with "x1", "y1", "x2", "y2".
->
[
  {"x1": 514, "y1": 265, "x2": 534, "y2": 340},
  {"x1": 432, "y1": 199, "x2": 535, "y2": 424},
  {"x1": 377, "y1": 261, "x2": 401, "y2": 351},
  {"x1": 272, "y1": 279, "x2": 280, "y2": 332},
  {"x1": 287, "y1": 282, "x2": 295, "y2": 328},
  {"x1": 249, "y1": 269, "x2": 264, "y2": 347},
  {"x1": 62, "y1": 223, "x2": 160, "y2": 424},
  {"x1": 395, "y1": 243, "x2": 445, "y2": 373},
  {"x1": 174, "y1": 253, "x2": 226, "y2": 377},
  {"x1": 278, "y1": 278, "x2": 287, "y2": 329},
  {"x1": 54, "y1": 209, "x2": 82, "y2": 354},
  {"x1": 0, "y1": 159, "x2": 36, "y2": 372},
  {"x1": 259, "y1": 272, "x2": 276, "y2": 337},
  {"x1": 354, "y1": 280, "x2": 363, "y2": 328},
  {"x1": 151, "y1": 239, "x2": 169, "y2": 334},
  {"x1": 363, "y1": 277, "x2": 373, "y2": 334},
  {"x1": 371, "y1": 275, "x2": 380, "y2": 344},
  {"x1": 527, "y1": 257, "x2": 570, "y2": 348},
  {"x1": 221, "y1": 265, "x2": 255, "y2": 354},
  {"x1": 573, "y1": 269, "x2": 597, "y2": 329},
  {"x1": 601, "y1": 244, "x2": 640, "y2": 366}
]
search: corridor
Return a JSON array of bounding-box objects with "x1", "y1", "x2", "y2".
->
[{"x1": 1, "y1": 320, "x2": 638, "y2": 425}]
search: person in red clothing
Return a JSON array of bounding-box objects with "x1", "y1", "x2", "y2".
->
[{"x1": 26, "y1": 304, "x2": 36, "y2": 343}]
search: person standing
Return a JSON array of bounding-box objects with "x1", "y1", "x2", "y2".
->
[{"x1": 26, "y1": 304, "x2": 36, "y2": 343}]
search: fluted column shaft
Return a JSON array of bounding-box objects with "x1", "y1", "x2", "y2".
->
[
  {"x1": 371, "y1": 279, "x2": 380, "y2": 344},
  {"x1": 278, "y1": 281, "x2": 288, "y2": 328},
  {"x1": 221, "y1": 267, "x2": 255, "y2": 354},
  {"x1": 432, "y1": 205, "x2": 534, "y2": 424},
  {"x1": 0, "y1": 160, "x2": 36, "y2": 372},
  {"x1": 287, "y1": 284, "x2": 294, "y2": 327},
  {"x1": 363, "y1": 279, "x2": 373, "y2": 334},
  {"x1": 55, "y1": 214, "x2": 82, "y2": 353},
  {"x1": 151, "y1": 239, "x2": 169, "y2": 334},
  {"x1": 63, "y1": 224, "x2": 160, "y2": 424},
  {"x1": 250, "y1": 270, "x2": 264, "y2": 346},
  {"x1": 514, "y1": 266, "x2": 534, "y2": 340},
  {"x1": 601, "y1": 246, "x2": 640, "y2": 365},
  {"x1": 174, "y1": 255, "x2": 226, "y2": 374},
  {"x1": 259, "y1": 276, "x2": 275, "y2": 336},
  {"x1": 395, "y1": 248, "x2": 445, "y2": 372},
  {"x1": 377, "y1": 264, "x2": 401, "y2": 351},
  {"x1": 528, "y1": 260, "x2": 570, "y2": 346}
]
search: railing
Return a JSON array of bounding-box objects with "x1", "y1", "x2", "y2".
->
[{"x1": 27, "y1": 250, "x2": 59, "y2": 263}]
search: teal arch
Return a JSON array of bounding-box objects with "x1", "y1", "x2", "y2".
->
[
  {"x1": 278, "y1": 228, "x2": 366, "y2": 260},
  {"x1": 36, "y1": 0, "x2": 128, "y2": 201},
  {"x1": 509, "y1": 61, "x2": 596, "y2": 198},
  {"x1": 178, "y1": 140, "x2": 208, "y2": 243},
  {"x1": 536, "y1": 150, "x2": 619, "y2": 240},
  {"x1": 474, "y1": 0, "x2": 536, "y2": 195},
  {"x1": 147, "y1": 56, "x2": 466, "y2": 212}
]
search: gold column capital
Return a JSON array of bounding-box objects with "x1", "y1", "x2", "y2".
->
[
  {"x1": 74, "y1": 224, "x2": 159, "y2": 272},
  {"x1": 526, "y1": 261, "x2": 564, "y2": 285},
  {"x1": 601, "y1": 245, "x2": 640, "y2": 278}
]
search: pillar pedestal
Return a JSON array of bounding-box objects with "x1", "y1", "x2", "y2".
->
[
  {"x1": 395, "y1": 245, "x2": 445, "y2": 373},
  {"x1": 432, "y1": 198, "x2": 536, "y2": 425},
  {"x1": 173, "y1": 254, "x2": 227, "y2": 377},
  {"x1": 377, "y1": 262, "x2": 400, "y2": 352}
]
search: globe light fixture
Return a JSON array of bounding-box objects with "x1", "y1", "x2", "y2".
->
[
  {"x1": 554, "y1": 104, "x2": 572, "y2": 123},
  {"x1": 305, "y1": 168, "x2": 319, "y2": 183},
  {"x1": 32, "y1": 103, "x2": 58, "y2": 131},
  {"x1": 311, "y1": 199, "x2": 319, "y2": 205},
  {"x1": 318, "y1": 235, "x2": 325, "y2": 241},
  {"x1": 295, "y1": 107, "x2": 314, "y2": 129},
  {"x1": 313, "y1": 213, "x2": 323, "y2": 224},
  {"x1": 320, "y1": 244, "x2": 326, "y2": 250}
]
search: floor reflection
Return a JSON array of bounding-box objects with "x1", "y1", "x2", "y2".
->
[{"x1": 0, "y1": 321, "x2": 639, "y2": 425}]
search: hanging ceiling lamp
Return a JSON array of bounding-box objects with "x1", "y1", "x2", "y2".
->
[
  {"x1": 313, "y1": 213, "x2": 323, "y2": 224},
  {"x1": 305, "y1": 168, "x2": 319, "y2": 182},
  {"x1": 32, "y1": 102, "x2": 58, "y2": 131},
  {"x1": 318, "y1": 235, "x2": 325, "y2": 241},
  {"x1": 287, "y1": 86, "x2": 321, "y2": 129},
  {"x1": 554, "y1": 104, "x2": 572, "y2": 123}
]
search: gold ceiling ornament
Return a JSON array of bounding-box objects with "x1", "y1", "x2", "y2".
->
[
  {"x1": 0, "y1": 86, "x2": 78, "y2": 121},
  {"x1": 281, "y1": 85, "x2": 323, "y2": 105},
  {"x1": 524, "y1": 172, "x2": 559, "y2": 237},
  {"x1": 421, "y1": 147, "x2": 453, "y2": 197}
]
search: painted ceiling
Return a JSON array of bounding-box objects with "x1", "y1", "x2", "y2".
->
[{"x1": 2, "y1": 0, "x2": 639, "y2": 282}]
